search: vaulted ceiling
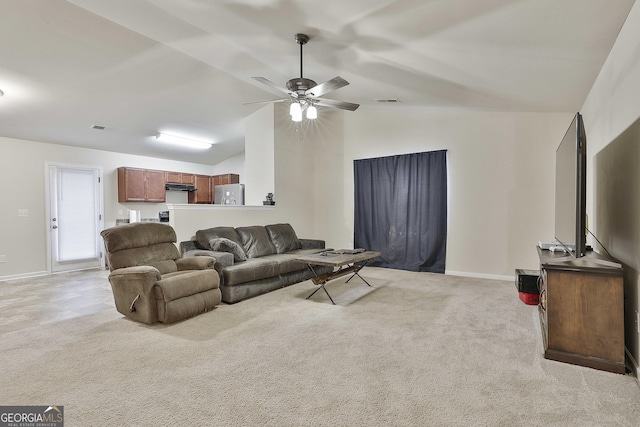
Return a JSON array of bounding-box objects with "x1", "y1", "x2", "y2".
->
[{"x1": 0, "y1": 0, "x2": 635, "y2": 165}]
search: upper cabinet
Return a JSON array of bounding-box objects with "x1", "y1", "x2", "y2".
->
[
  {"x1": 118, "y1": 167, "x2": 166, "y2": 203},
  {"x1": 213, "y1": 173, "x2": 239, "y2": 186},
  {"x1": 188, "y1": 175, "x2": 213, "y2": 204},
  {"x1": 118, "y1": 168, "x2": 241, "y2": 204},
  {"x1": 166, "y1": 171, "x2": 195, "y2": 185}
]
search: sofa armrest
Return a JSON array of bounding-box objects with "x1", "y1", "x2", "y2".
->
[
  {"x1": 299, "y1": 239, "x2": 326, "y2": 250},
  {"x1": 183, "y1": 249, "x2": 234, "y2": 278},
  {"x1": 176, "y1": 256, "x2": 215, "y2": 271},
  {"x1": 179, "y1": 240, "x2": 203, "y2": 256}
]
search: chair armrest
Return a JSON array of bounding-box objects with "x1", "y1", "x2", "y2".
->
[
  {"x1": 176, "y1": 256, "x2": 215, "y2": 271},
  {"x1": 108, "y1": 266, "x2": 162, "y2": 322},
  {"x1": 184, "y1": 250, "x2": 234, "y2": 269},
  {"x1": 300, "y1": 239, "x2": 326, "y2": 250},
  {"x1": 110, "y1": 265, "x2": 161, "y2": 281},
  {"x1": 183, "y1": 250, "x2": 234, "y2": 278}
]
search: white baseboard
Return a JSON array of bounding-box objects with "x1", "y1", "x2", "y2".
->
[
  {"x1": 0, "y1": 270, "x2": 49, "y2": 281},
  {"x1": 625, "y1": 346, "x2": 639, "y2": 383},
  {"x1": 445, "y1": 270, "x2": 514, "y2": 282}
]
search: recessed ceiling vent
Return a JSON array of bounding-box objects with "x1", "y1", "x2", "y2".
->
[
  {"x1": 91, "y1": 124, "x2": 106, "y2": 130},
  {"x1": 375, "y1": 99, "x2": 400, "y2": 103}
]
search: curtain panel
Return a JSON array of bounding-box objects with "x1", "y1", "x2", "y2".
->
[{"x1": 354, "y1": 150, "x2": 447, "y2": 272}]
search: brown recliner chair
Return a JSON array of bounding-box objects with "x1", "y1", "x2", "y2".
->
[{"x1": 101, "y1": 222, "x2": 221, "y2": 324}]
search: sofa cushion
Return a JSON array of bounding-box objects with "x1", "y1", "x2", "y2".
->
[
  {"x1": 154, "y1": 270, "x2": 219, "y2": 301},
  {"x1": 196, "y1": 226, "x2": 242, "y2": 250},
  {"x1": 265, "y1": 223, "x2": 302, "y2": 254},
  {"x1": 222, "y1": 258, "x2": 280, "y2": 286},
  {"x1": 236, "y1": 226, "x2": 277, "y2": 258},
  {"x1": 209, "y1": 237, "x2": 247, "y2": 262},
  {"x1": 256, "y1": 250, "x2": 325, "y2": 275}
]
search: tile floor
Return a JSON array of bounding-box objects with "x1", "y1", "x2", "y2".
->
[{"x1": 0, "y1": 268, "x2": 114, "y2": 334}]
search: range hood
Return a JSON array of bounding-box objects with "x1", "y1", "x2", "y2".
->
[{"x1": 165, "y1": 183, "x2": 196, "y2": 192}]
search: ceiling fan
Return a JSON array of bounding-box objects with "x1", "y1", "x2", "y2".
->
[{"x1": 249, "y1": 33, "x2": 359, "y2": 121}]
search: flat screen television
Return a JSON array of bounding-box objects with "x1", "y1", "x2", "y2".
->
[{"x1": 554, "y1": 112, "x2": 587, "y2": 258}]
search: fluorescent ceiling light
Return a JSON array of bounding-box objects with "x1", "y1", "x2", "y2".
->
[{"x1": 156, "y1": 133, "x2": 212, "y2": 149}]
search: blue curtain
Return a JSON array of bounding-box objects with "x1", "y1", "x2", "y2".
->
[{"x1": 354, "y1": 150, "x2": 447, "y2": 273}]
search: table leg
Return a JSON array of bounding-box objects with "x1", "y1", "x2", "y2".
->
[
  {"x1": 305, "y1": 261, "x2": 373, "y2": 304},
  {"x1": 345, "y1": 261, "x2": 373, "y2": 287}
]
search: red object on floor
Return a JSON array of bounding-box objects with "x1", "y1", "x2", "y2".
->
[{"x1": 518, "y1": 292, "x2": 539, "y2": 305}]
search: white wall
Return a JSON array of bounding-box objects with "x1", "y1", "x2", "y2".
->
[
  {"x1": 312, "y1": 109, "x2": 572, "y2": 279},
  {"x1": 244, "y1": 104, "x2": 275, "y2": 205},
  {"x1": 212, "y1": 152, "x2": 245, "y2": 182},
  {"x1": 6, "y1": 0, "x2": 639, "y2": 290},
  {"x1": 0, "y1": 136, "x2": 216, "y2": 279},
  {"x1": 169, "y1": 103, "x2": 320, "y2": 245},
  {"x1": 581, "y1": 0, "x2": 640, "y2": 375},
  {"x1": 0, "y1": 107, "x2": 595, "y2": 283}
]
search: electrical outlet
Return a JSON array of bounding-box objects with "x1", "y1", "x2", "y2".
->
[{"x1": 0, "y1": 255, "x2": 6, "y2": 263}]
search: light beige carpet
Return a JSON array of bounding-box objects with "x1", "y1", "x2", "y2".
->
[{"x1": 1, "y1": 268, "x2": 639, "y2": 426}]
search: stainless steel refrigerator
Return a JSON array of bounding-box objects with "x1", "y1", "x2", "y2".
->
[{"x1": 214, "y1": 183, "x2": 245, "y2": 205}]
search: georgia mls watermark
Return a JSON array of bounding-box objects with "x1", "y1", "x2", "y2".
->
[{"x1": 0, "y1": 406, "x2": 63, "y2": 427}]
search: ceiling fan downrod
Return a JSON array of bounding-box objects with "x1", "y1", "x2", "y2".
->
[{"x1": 295, "y1": 33, "x2": 309, "y2": 78}]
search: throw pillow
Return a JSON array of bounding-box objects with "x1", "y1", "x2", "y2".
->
[
  {"x1": 196, "y1": 227, "x2": 242, "y2": 250},
  {"x1": 208, "y1": 237, "x2": 247, "y2": 262}
]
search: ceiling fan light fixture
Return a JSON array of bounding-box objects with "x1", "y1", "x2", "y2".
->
[
  {"x1": 156, "y1": 133, "x2": 212, "y2": 150},
  {"x1": 306, "y1": 105, "x2": 317, "y2": 120},
  {"x1": 289, "y1": 101, "x2": 302, "y2": 117},
  {"x1": 250, "y1": 33, "x2": 359, "y2": 118}
]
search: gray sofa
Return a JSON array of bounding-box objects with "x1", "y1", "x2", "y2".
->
[{"x1": 180, "y1": 223, "x2": 332, "y2": 303}]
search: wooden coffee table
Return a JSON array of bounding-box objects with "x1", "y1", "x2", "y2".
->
[{"x1": 295, "y1": 250, "x2": 381, "y2": 304}]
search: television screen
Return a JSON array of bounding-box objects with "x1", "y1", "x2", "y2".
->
[{"x1": 554, "y1": 112, "x2": 587, "y2": 257}]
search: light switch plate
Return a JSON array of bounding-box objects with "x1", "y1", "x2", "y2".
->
[{"x1": 18, "y1": 209, "x2": 28, "y2": 217}]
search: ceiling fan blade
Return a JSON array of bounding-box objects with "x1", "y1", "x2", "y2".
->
[
  {"x1": 315, "y1": 98, "x2": 360, "y2": 111},
  {"x1": 305, "y1": 76, "x2": 349, "y2": 98},
  {"x1": 242, "y1": 99, "x2": 287, "y2": 106},
  {"x1": 252, "y1": 77, "x2": 292, "y2": 96}
]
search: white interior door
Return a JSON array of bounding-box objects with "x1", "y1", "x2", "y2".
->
[{"x1": 48, "y1": 164, "x2": 104, "y2": 272}]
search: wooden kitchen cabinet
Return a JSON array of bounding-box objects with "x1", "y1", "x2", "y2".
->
[
  {"x1": 118, "y1": 167, "x2": 166, "y2": 203},
  {"x1": 214, "y1": 173, "x2": 239, "y2": 185},
  {"x1": 188, "y1": 174, "x2": 213, "y2": 204},
  {"x1": 166, "y1": 171, "x2": 195, "y2": 185},
  {"x1": 165, "y1": 171, "x2": 181, "y2": 183},
  {"x1": 181, "y1": 174, "x2": 195, "y2": 185}
]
